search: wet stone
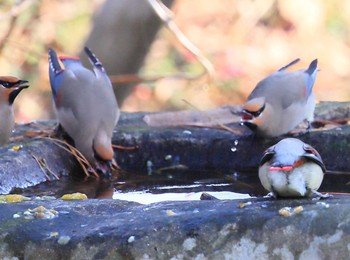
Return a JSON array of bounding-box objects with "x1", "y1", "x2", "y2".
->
[
  {"x1": 0, "y1": 102, "x2": 349, "y2": 258},
  {"x1": 0, "y1": 197, "x2": 350, "y2": 259}
]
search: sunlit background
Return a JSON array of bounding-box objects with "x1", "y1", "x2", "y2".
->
[{"x1": 1, "y1": 0, "x2": 350, "y2": 123}]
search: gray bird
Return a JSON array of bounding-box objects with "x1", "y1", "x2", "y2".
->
[
  {"x1": 0, "y1": 76, "x2": 29, "y2": 145},
  {"x1": 259, "y1": 138, "x2": 326, "y2": 198},
  {"x1": 241, "y1": 59, "x2": 318, "y2": 137},
  {"x1": 48, "y1": 47, "x2": 119, "y2": 175}
]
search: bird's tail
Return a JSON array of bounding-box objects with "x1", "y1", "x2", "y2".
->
[
  {"x1": 48, "y1": 48, "x2": 63, "y2": 98},
  {"x1": 305, "y1": 59, "x2": 318, "y2": 98},
  {"x1": 48, "y1": 48, "x2": 62, "y2": 75},
  {"x1": 84, "y1": 46, "x2": 104, "y2": 71},
  {"x1": 278, "y1": 58, "x2": 301, "y2": 71},
  {"x1": 305, "y1": 59, "x2": 318, "y2": 76}
]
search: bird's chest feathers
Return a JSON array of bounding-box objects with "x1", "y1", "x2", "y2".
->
[
  {"x1": 268, "y1": 162, "x2": 307, "y2": 195},
  {"x1": 0, "y1": 103, "x2": 13, "y2": 120},
  {"x1": 0, "y1": 104, "x2": 14, "y2": 133}
]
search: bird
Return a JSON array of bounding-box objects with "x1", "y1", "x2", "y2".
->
[
  {"x1": 258, "y1": 138, "x2": 327, "y2": 198},
  {"x1": 241, "y1": 58, "x2": 318, "y2": 137},
  {"x1": 48, "y1": 47, "x2": 119, "y2": 175},
  {"x1": 0, "y1": 76, "x2": 29, "y2": 145}
]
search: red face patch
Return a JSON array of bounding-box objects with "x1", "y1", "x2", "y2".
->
[
  {"x1": 269, "y1": 166, "x2": 293, "y2": 172},
  {"x1": 241, "y1": 112, "x2": 253, "y2": 120},
  {"x1": 269, "y1": 159, "x2": 304, "y2": 172},
  {"x1": 59, "y1": 55, "x2": 80, "y2": 61}
]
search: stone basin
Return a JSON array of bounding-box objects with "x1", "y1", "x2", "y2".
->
[{"x1": 0, "y1": 101, "x2": 349, "y2": 259}]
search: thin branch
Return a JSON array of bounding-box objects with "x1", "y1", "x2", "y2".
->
[
  {"x1": 39, "y1": 136, "x2": 99, "y2": 178},
  {"x1": 31, "y1": 154, "x2": 51, "y2": 181},
  {"x1": 112, "y1": 144, "x2": 138, "y2": 150},
  {"x1": 0, "y1": 0, "x2": 35, "y2": 55},
  {"x1": 31, "y1": 153, "x2": 60, "y2": 180},
  {"x1": 0, "y1": 9, "x2": 18, "y2": 55},
  {"x1": 147, "y1": 0, "x2": 215, "y2": 89},
  {"x1": 182, "y1": 99, "x2": 242, "y2": 135},
  {"x1": 0, "y1": 0, "x2": 35, "y2": 21}
]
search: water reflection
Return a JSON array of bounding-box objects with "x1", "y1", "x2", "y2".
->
[{"x1": 11, "y1": 169, "x2": 350, "y2": 201}]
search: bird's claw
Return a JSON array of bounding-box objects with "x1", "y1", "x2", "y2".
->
[
  {"x1": 264, "y1": 192, "x2": 277, "y2": 199},
  {"x1": 311, "y1": 191, "x2": 332, "y2": 200}
]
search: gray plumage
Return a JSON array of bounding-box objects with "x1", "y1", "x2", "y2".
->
[
  {"x1": 0, "y1": 77, "x2": 29, "y2": 145},
  {"x1": 242, "y1": 59, "x2": 318, "y2": 137},
  {"x1": 259, "y1": 138, "x2": 326, "y2": 198},
  {"x1": 48, "y1": 47, "x2": 119, "y2": 170}
]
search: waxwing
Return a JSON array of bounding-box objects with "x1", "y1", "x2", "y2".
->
[
  {"x1": 0, "y1": 76, "x2": 29, "y2": 145},
  {"x1": 48, "y1": 47, "x2": 119, "y2": 174},
  {"x1": 259, "y1": 138, "x2": 326, "y2": 198},
  {"x1": 241, "y1": 59, "x2": 318, "y2": 137}
]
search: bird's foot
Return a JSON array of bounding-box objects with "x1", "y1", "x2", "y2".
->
[
  {"x1": 290, "y1": 120, "x2": 313, "y2": 136},
  {"x1": 92, "y1": 162, "x2": 112, "y2": 179},
  {"x1": 264, "y1": 192, "x2": 277, "y2": 199},
  {"x1": 311, "y1": 190, "x2": 332, "y2": 200},
  {"x1": 306, "y1": 120, "x2": 313, "y2": 131},
  {"x1": 110, "y1": 158, "x2": 121, "y2": 171}
]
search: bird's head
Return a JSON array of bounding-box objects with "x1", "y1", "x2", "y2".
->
[
  {"x1": 260, "y1": 138, "x2": 326, "y2": 173},
  {"x1": 241, "y1": 97, "x2": 266, "y2": 132},
  {"x1": 93, "y1": 144, "x2": 117, "y2": 178},
  {"x1": 0, "y1": 76, "x2": 29, "y2": 105}
]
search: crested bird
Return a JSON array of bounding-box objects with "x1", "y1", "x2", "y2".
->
[
  {"x1": 0, "y1": 76, "x2": 29, "y2": 145},
  {"x1": 241, "y1": 58, "x2": 318, "y2": 137},
  {"x1": 259, "y1": 138, "x2": 326, "y2": 198},
  {"x1": 48, "y1": 47, "x2": 119, "y2": 175}
]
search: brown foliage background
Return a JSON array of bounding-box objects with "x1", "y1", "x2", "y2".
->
[{"x1": 1, "y1": 0, "x2": 350, "y2": 122}]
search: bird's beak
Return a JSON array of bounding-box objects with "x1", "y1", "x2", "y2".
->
[
  {"x1": 241, "y1": 110, "x2": 254, "y2": 121},
  {"x1": 241, "y1": 121, "x2": 258, "y2": 131},
  {"x1": 7, "y1": 80, "x2": 29, "y2": 105},
  {"x1": 15, "y1": 80, "x2": 29, "y2": 89}
]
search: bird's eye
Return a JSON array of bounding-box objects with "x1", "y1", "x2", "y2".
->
[
  {"x1": 244, "y1": 103, "x2": 265, "y2": 118},
  {"x1": 0, "y1": 81, "x2": 11, "y2": 88},
  {"x1": 303, "y1": 146, "x2": 317, "y2": 156}
]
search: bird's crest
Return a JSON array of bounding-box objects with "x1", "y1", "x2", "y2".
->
[
  {"x1": 0, "y1": 76, "x2": 20, "y2": 84},
  {"x1": 0, "y1": 77, "x2": 28, "y2": 89}
]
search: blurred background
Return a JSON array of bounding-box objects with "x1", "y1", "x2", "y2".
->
[{"x1": 1, "y1": 0, "x2": 350, "y2": 122}]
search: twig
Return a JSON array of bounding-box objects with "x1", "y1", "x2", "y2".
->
[
  {"x1": 32, "y1": 153, "x2": 60, "y2": 180},
  {"x1": 0, "y1": 9, "x2": 18, "y2": 56},
  {"x1": 40, "y1": 158, "x2": 60, "y2": 180},
  {"x1": 147, "y1": 0, "x2": 215, "y2": 89},
  {"x1": 31, "y1": 154, "x2": 51, "y2": 181},
  {"x1": 112, "y1": 144, "x2": 138, "y2": 150},
  {"x1": 16, "y1": 125, "x2": 101, "y2": 178},
  {"x1": 182, "y1": 99, "x2": 242, "y2": 135},
  {"x1": 40, "y1": 136, "x2": 99, "y2": 178},
  {"x1": 0, "y1": 0, "x2": 35, "y2": 55},
  {"x1": 0, "y1": 0, "x2": 34, "y2": 21}
]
